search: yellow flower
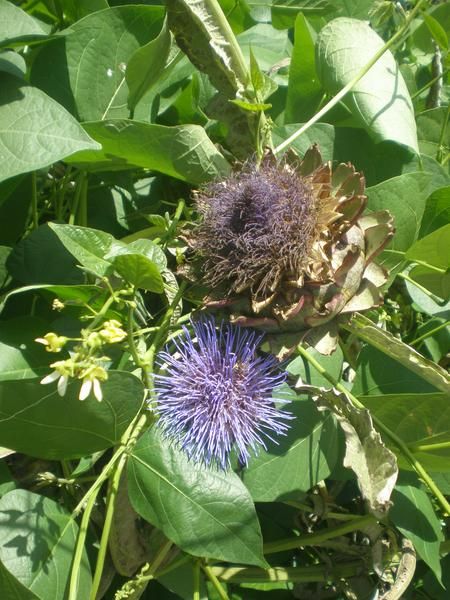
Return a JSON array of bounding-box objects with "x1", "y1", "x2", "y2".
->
[
  {"x1": 35, "y1": 332, "x2": 67, "y2": 353},
  {"x1": 99, "y1": 319, "x2": 127, "y2": 344},
  {"x1": 78, "y1": 365, "x2": 108, "y2": 402}
]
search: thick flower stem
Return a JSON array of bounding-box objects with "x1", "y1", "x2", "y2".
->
[
  {"x1": 296, "y1": 343, "x2": 450, "y2": 516},
  {"x1": 263, "y1": 513, "x2": 376, "y2": 554},
  {"x1": 89, "y1": 413, "x2": 148, "y2": 600},
  {"x1": 273, "y1": 0, "x2": 426, "y2": 155},
  {"x1": 210, "y1": 560, "x2": 364, "y2": 583}
]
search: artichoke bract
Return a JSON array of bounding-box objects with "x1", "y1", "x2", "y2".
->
[{"x1": 186, "y1": 145, "x2": 394, "y2": 355}]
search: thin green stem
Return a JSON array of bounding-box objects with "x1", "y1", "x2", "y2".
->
[
  {"x1": 31, "y1": 171, "x2": 38, "y2": 229},
  {"x1": 437, "y1": 103, "x2": 449, "y2": 163},
  {"x1": 162, "y1": 198, "x2": 185, "y2": 248},
  {"x1": 68, "y1": 172, "x2": 85, "y2": 225},
  {"x1": 411, "y1": 68, "x2": 449, "y2": 99},
  {"x1": 284, "y1": 500, "x2": 363, "y2": 521},
  {"x1": 127, "y1": 300, "x2": 151, "y2": 389},
  {"x1": 409, "y1": 440, "x2": 450, "y2": 453},
  {"x1": 193, "y1": 560, "x2": 201, "y2": 600},
  {"x1": 202, "y1": 564, "x2": 230, "y2": 600},
  {"x1": 410, "y1": 320, "x2": 450, "y2": 346},
  {"x1": 78, "y1": 173, "x2": 88, "y2": 227},
  {"x1": 68, "y1": 490, "x2": 99, "y2": 600},
  {"x1": 264, "y1": 514, "x2": 376, "y2": 554},
  {"x1": 89, "y1": 414, "x2": 148, "y2": 600},
  {"x1": 297, "y1": 343, "x2": 450, "y2": 516},
  {"x1": 210, "y1": 561, "x2": 364, "y2": 583},
  {"x1": 273, "y1": 0, "x2": 426, "y2": 155}
]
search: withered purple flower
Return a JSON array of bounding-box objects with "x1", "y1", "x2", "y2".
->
[
  {"x1": 154, "y1": 318, "x2": 291, "y2": 469},
  {"x1": 187, "y1": 146, "x2": 394, "y2": 355}
]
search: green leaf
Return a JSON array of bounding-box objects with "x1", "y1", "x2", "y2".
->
[
  {"x1": 298, "y1": 385, "x2": 398, "y2": 518},
  {"x1": 404, "y1": 272, "x2": 450, "y2": 318},
  {"x1": 7, "y1": 224, "x2": 84, "y2": 285},
  {"x1": 286, "y1": 13, "x2": 323, "y2": 123},
  {"x1": 113, "y1": 254, "x2": 164, "y2": 292},
  {"x1": 390, "y1": 474, "x2": 444, "y2": 582},
  {"x1": 287, "y1": 344, "x2": 343, "y2": 387},
  {"x1": 0, "y1": 317, "x2": 49, "y2": 382},
  {"x1": 230, "y1": 99, "x2": 272, "y2": 112},
  {"x1": 0, "y1": 74, "x2": 100, "y2": 183},
  {"x1": 127, "y1": 427, "x2": 267, "y2": 568},
  {"x1": 420, "y1": 186, "x2": 450, "y2": 237},
  {"x1": 68, "y1": 120, "x2": 230, "y2": 184},
  {"x1": 0, "y1": 50, "x2": 26, "y2": 79},
  {"x1": 316, "y1": 18, "x2": 418, "y2": 152},
  {"x1": 0, "y1": 372, "x2": 143, "y2": 459},
  {"x1": 361, "y1": 393, "x2": 450, "y2": 473},
  {"x1": 423, "y1": 13, "x2": 449, "y2": 51},
  {"x1": 346, "y1": 313, "x2": 450, "y2": 394},
  {"x1": 243, "y1": 395, "x2": 340, "y2": 501},
  {"x1": 407, "y1": 224, "x2": 450, "y2": 270},
  {"x1": 126, "y1": 17, "x2": 172, "y2": 113},
  {"x1": 0, "y1": 489, "x2": 91, "y2": 599},
  {"x1": 0, "y1": 558, "x2": 39, "y2": 600},
  {"x1": 0, "y1": 0, "x2": 47, "y2": 45},
  {"x1": 48, "y1": 223, "x2": 115, "y2": 277},
  {"x1": 30, "y1": 6, "x2": 165, "y2": 121},
  {"x1": 417, "y1": 108, "x2": 450, "y2": 159},
  {"x1": 366, "y1": 172, "x2": 434, "y2": 252},
  {"x1": 352, "y1": 346, "x2": 438, "y2": 396}
]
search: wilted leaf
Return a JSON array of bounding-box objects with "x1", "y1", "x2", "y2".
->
[
  {"x1": 298, "y1": 384, "x2": 398, "y2": 517},
  {"x1": 316, "y1": 18, "x2": 418, "y2": 152}
]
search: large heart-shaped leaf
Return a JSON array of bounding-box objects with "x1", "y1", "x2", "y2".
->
[
  {"x1": 128, "y1": 427, "x2": 267, "y2": 567},
  {"x1": 68, "y1": 120, "x2": 230, "y2": 184},
  {"x1": 0, "y1": 489, "x2": 91, "y2": 599},
  {"x1": 316, "y1": 17, "x2": 418, "y2": 152},
  {"x1": 0, "y1": 372, "x2": 143, "y2": 459},
  {"x1": 0, "y1": 74, "x2": 100, "y2": 183}
]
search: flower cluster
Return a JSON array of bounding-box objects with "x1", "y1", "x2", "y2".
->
[
  {"x1": 154, "y1": 318, "x2": 292, "y2": 469},
  {"x1": 38, "y1": 319, "x2": 127, "y2": 401}
]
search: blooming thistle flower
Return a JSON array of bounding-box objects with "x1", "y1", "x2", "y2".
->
[
  {"x1": 154, "y1": 318, "x2": 292, "y2": 470},
  {"x1": 185, "y1": 146, "x2": 394, "y2": 355}
]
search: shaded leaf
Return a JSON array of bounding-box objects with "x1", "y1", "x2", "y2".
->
[
  {"x1": 243, "y1": 394, "x2": 340, "y2": 501},
  {"x1": 128, "y1": 427, "x2": 267, "y2": 567},
  {"x1": 0, "y1": 557, "x2": 39, "y2": 600},
  {"x1": 361, "y1": 392, "x2": 450, "y2": 472},
  {"x1": 0, "y1": 372, "x2": 143, "y2": 459},
  {"x1": 0, "y1": 0, "x2": 47, "y2": 45},
  {"x1": 316, "y1": 18, "x2": 418, "y2": 152},
  {"x1": 0, "y1": 489, "x2": 91, "y2": 599},
  {"x1": 0, "y1": 316, "x2": 49, "y2": 382},
  {"x1": 0, "y1": 74, "x2": 100, "y2": 183},
  {"x1": 68, "y1": 120, "x2": 230, "y2": 184},
  {"x1": 126, "y1": 17, "x2": 172, "y2": 113},
  {"x1": 30, "y1": 6, "x2": 165, "y2": 121},
  {"x1": 390, "y1": 474, "x2": 443, "y2": 583},
  {"x1": 346, "y1": 313, "x2": 450, "y2": 394}
]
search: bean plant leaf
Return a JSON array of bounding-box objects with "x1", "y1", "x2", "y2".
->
[
  {"x1": 30, "y1": 6, "x2": 165, "y2": 121},
  {"x1": 346, "y1": 313, "x2": 450, "y2": 394},
  {"x1": 0, "y1": 372, "x2": 144, "y2": 459},
  {"x1": 298, "y1": 385, "x2": 398, "y2": 518},
  {"x1": 0, "y1": 489, "x2": 92, "y2": 599},
  {"x1": 0, "y1": 50, "x2": 26, "y2": 78},
  {"x1": 0, "y1": 74, "x2": 100, "y2": 183},
  {"x1": 390, "y1": 474, "x2": 444, "y2": 583},
  {"x1": 285, "y1": 13, "x2": 322, "y2": 123},
  {"x1": 128, "y1": 427, "x2": 268, "y2": 568},
  {"x1": 316, "y1": 18, "x2": 418, "y2": 152},
  {"x1": 126, "y1": 17, "x2": 172, "y2": 113},
  {"x1": 0, "y1": 0, "x2": 48, "y2": 46},
  {"x1": 0, "y1": 316, "x2": 50, "y2": 382},
  {"x1": 0, "y1": 558, "x2": 39, "y2": 600},
  {"x1": 113, "y1": 254, "x2": 164, "y2": 292},
  {"x1": 68, "y1": 120, "x2": 230, "y2": 184},
  {"x1": 407, "y1": 224, "x2": 450, "y2": 270},
  {"x1": 243, "y1": 394, "x2": 340, "y2": 501},
  {"x1": 362, "y1": 393, "x2": 450, "y2": 472}
]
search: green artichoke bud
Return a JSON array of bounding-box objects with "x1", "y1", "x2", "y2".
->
[{"x1": 185, "y1": 146, "x2": 394, "y2": 355}]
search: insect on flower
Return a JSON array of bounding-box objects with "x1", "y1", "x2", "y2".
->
[{"x1": 153, "y1": 317, "x2": 293, "y2": 470}]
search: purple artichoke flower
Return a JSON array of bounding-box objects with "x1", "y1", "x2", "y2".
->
[{"x1": 154, "y1": 318, "x2": 292, "y2": 469}]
